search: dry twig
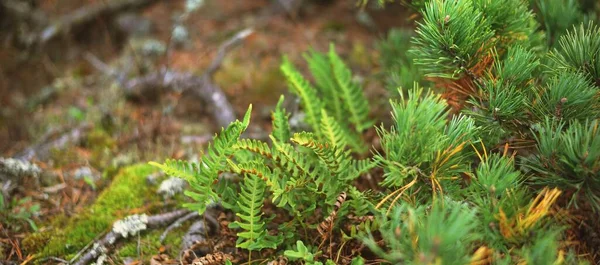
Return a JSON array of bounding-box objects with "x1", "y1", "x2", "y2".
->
[
  {"x1": 124, "y1": 29, "x2": 254, "y2": 127},
  {"x1": 38, "y1": 0, "x2": 160, "y2": 43},
  {"x1": 14, "y1": 123, "x2": 92, "y2": 161},
  {"x1": 159, "y1": 211, "x2": 199, "y2": 243},
  {"x1": 72, "y1": 209, "x2": 189, "y2": 265}
]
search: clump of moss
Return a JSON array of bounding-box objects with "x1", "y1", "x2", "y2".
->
[
  {"x1": 85, "y1": 129, "x2": 116, "y2": 169},
  {"x1": 25, "y1": 164, "x2": 158, "y2": 259},
  {"x1": 116, "y1": 224, "x2": 188, "y2": 260}
]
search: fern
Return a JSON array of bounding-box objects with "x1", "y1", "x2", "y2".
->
[
  {"x1": 234, "y1": 139, "x2": 272, "y2": 158},
  {"x1": 148, "y1": 159, "x2": 201, "y2": 181},
  {"x1": 319, "y1": 110, "x2": 348, "y2": 149},
  {"x1": 271, "y1": 95, "x2": 291, "y2": 143},
  {"x1": 232, "y1": 172, "x2": 282, "y2": 250},
  {"x1": 281, "y1": 56, "x2": 323, "y2": 135},
  {"x1": 328, "y1": 44, "x2": 373, "y2": 132},
  {"x1": 150, "y1": 105, "x2": 252, "y2": 214},
  {"x1": 304, "y1": 49, "x2": 344, "y2": 121}
]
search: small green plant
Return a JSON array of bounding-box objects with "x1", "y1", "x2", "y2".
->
[
  {"x1": 0, "y1": 195, "x2": 40, "y2": 232},
  {"x1": 151, "y1": 45, "x2": 376, "y2": 263}
]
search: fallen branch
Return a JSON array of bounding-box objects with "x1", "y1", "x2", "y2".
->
[
  {"x1": 38, "y1": 0, "x2": 160, "y2": 43},
  {"x1": 14, "y1": 123, "x2": 92, "y2": 161},
  {"x1": 123, "y1": 29, "x2": 254, "y2": 128},
  {"x1": 159, "y1": 211, "x2": 199, "y2": 243},
  {"x1": 180, "y1": 209, "x2": 220, "y2": 261},
  {"x1": 72, "y1": 209, "x2": 190, "y2": 265},
  {"x1": 0, "y1": 0, "x2": 47, "y2": 26}
]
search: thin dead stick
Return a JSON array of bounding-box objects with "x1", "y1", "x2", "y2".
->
[
  {"x1": 204, "y1": 29, "x2": 253, "y2": 76},
  {"x1": 38, "y1": 0, "x2": 160, "y2": 43},
  {"x1": 72, "y1": 209, "x2": 189, "y2": 265},
  {"x1": 124, "y1": 28, "x2": 254, "y2": 128},
  {"x1": 180, "y1": 209, "x2": 220, "y2": 261},
  {"x1": 159, "y1": 211, "x2": 199, "y2": 243},
  {"x1": 15, "y1": 123, "x2": 92, "y2": 161}
]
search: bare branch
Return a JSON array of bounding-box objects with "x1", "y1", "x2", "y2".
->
[
  {"x1": 14, "y1": 123, "x2": 92, "y2": 161},
  {"x1": 38, "y1": 0, "x2": 161, "y2": 43},
  {"x1": 159, "y1": 211, "x2": 199, "y2": 243},
  {"x1": 124, "y1": 28, "x2": 254, "y2": 127},
  {"x1": 72, "y1": 209, "x2": 190, "y2": 265}
]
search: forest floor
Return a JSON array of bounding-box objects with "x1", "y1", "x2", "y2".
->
[{"x1": 0, "y1": 0, "x2": 415, "y2": 263}]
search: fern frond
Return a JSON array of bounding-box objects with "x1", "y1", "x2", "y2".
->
[
  {"x1": 234, "y1": 173, "x2": 281, "y2": 250},
  {"x1": 319, "y1": 109, "x2": 348, "y2": 149},
  {"x1": 148, "y1": 159, "x2": 200, "y2": 181},
  {"x1": 151, "y1": 105, "x2": 253, "y2": 214},
  {"x1": 270, "y1": 135, "x2": 315, "y2": 180},
  {"x1": 234, "y1": 139, "x2": 272, "y2": 158},
  {"x1": 350, "y1": 158, "x2": 377, "y2": 179},
  {"x1": 271, "y1": 95, "x2": 291, "y2": 143},
  {"x1": 328, "y1": 44, "x2": 373, "y2": 132},
  {"x1": 347, "y1": 186, "x2": 374, "y2": 217},
  {"x1": 281, "y1": 56, "x2": 323, "y2": 134},
  {"x1": 304, "y1": 49, "x2": 344, "y2": 121},
  {"x1": 291, "y1": 132, "x2": 350, "y2": 176},
  {"x1": 228, "y1": 159, "x2": 278, "y2": 190}
]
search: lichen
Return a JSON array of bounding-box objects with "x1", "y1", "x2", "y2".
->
[
  {"x1": 112, "y1": 214, "x2": 148, "y2": 238},
  {"x1": 157, "y1": 177, "x2": 187, "y2": 198},
  {"x1": 0, "y1": 157, "x2": 41, "y2": 179},
  {"x1": 25, "y1": 164, "x2": 158, "y2": 259}
]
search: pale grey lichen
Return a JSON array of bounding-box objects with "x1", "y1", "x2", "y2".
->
[
  {"x1": 111, "y1": 153, "x2": 134, "y2": 169},
  {"x1": 112, "y1": 214, "x2": 148, "y2": 238},
  {"x1": 157, "y1": 177, "x2": 187, "y2": 198},
  {"x1": 73, "y1": 166, "x2": 93, "y2": 179},
  {"x1": 92, "y1": 253, "x2": 107, "y2": 265},
  {"x1": 0, "y1": 157, "x2": 41, "y2": 179},
  {"x1": 136, "y1": 39, "x2": 166, "y2": 56},
  {"x1": 89, "y1": 243, "x2": 107, "y2": 260},
  {"x1": 185, "y1": 0, "x2": 205, "y2": 13},
  {"x1": 172, "y1": 25, "x2": 189, "y2": 44}
]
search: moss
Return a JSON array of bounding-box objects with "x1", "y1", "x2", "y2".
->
[
  {"x1": 85, "y1": 129, "x2": 117, "y2": 169},
  {"x1": 116, "y1": 224, "x2": 188, "y2": 260},
  {"x1": 29, "y1": 164, "x2": 158, "y2": 259},
  {"x1": 21, "y1": 230, "x2": 53, "y2": 254}
]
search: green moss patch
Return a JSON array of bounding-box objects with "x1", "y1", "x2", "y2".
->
[
  {"x1": 116, "y1": 224, "x2": 188, "y2": 261},
  {"x1": 26, "y1": 164, "x2": 158, "y2": 259}
]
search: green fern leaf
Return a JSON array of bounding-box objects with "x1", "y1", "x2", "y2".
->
[
  {"x1": 271, "y1": 95, "x2": 291, "y2": 143},
  {"x1": 304, "y1": 49, "x2": 344, "y2": 120},
  {"x1": 148, "y1": 159, "x2": 200, "y2": 181},
  {"x1": 328, "y1": 44, "x2": 372, "y2": 132},
  {"x1": 234, "y1": 173, "x2": 281, "y2": 250},
  {"x1": 320, "y1": 109, "x2": 347, "y2": 148},
  {"x1": 270, "y1": 135, "x2": 314, "y2": 179},
  {"x1": 281, "y1": 56, "x2": 323, "y2": 134},
  {"x1": 151, "y1": 105, "x2": 253, "y2": 214},
  {"x1": 234, "y1": 139, "x2": 272, "y2": 158}
]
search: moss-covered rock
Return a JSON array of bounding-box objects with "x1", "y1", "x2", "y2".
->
[{"x1": 23, "y1": 164, "x2": 159, "y2": 260}]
